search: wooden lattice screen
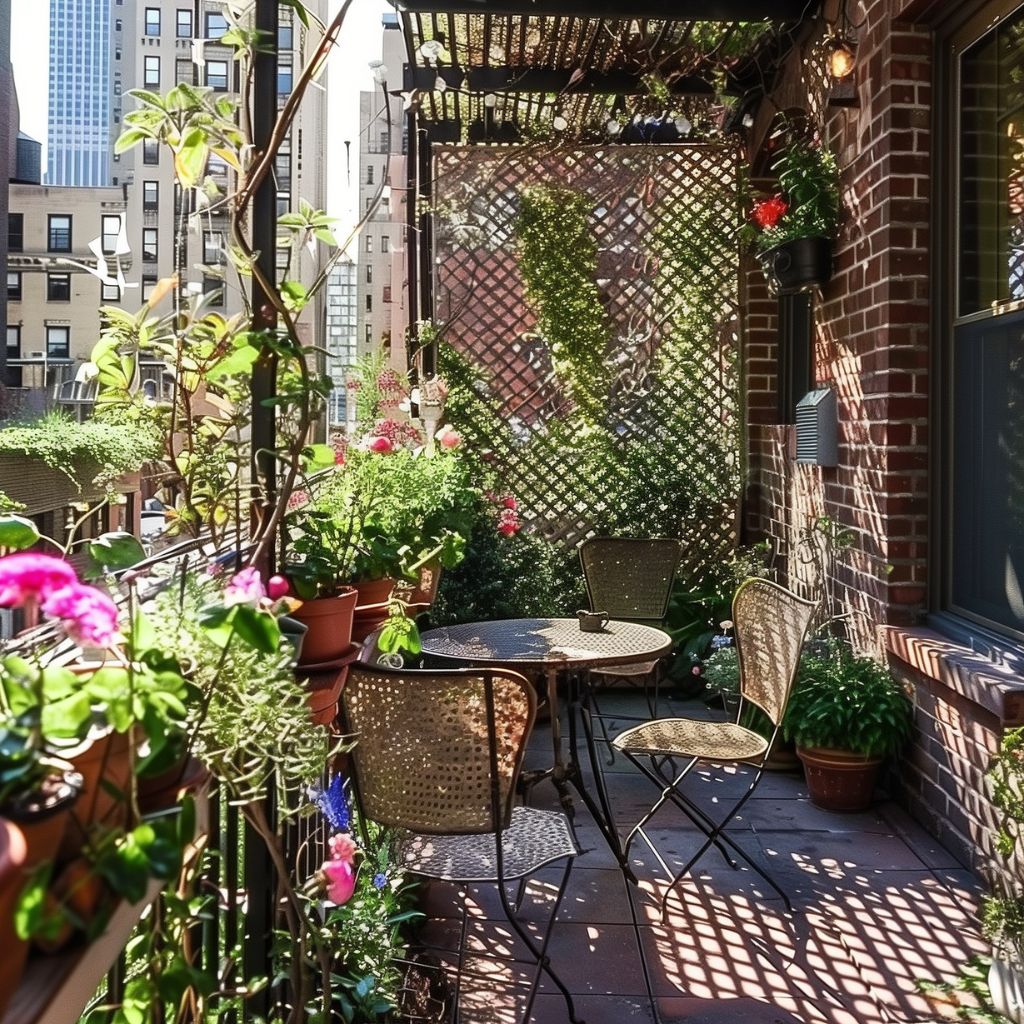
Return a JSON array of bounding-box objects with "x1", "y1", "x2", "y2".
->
[{"x1": 431, "y1": 143, "x2": 744, "y2": 584}]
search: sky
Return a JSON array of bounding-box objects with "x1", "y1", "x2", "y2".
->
[{"x1": 9, "y1": 0, "x2": 391, "y2": 236}]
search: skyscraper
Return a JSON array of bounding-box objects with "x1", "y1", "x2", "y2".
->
[
  {"x1": 325, "y1": 258, "x2": 358, "y2": 428},
  {"x1": 47, "y1": 0, "x2": 112, "y2": 186}
]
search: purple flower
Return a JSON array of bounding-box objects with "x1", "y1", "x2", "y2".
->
[
  {"x1": 312, "y1": 774, "x2": 351, "y2": 832},
  {"x1": 372, "y1": 872, "x2": 387, "y2": 891},
  {"x1": 42, "y1": 583, "x2": 120, "y2": 646},
  {"x1": 224, "y1": 568, "x2": 266, "y2": 607},
  {"x1": 0, "y1": 553, "x2": 78, "y2": 607}
]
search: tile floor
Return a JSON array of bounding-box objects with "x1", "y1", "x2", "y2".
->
[{"x1": 412, "y1": 692, "x2": 988, "y2": 1024}]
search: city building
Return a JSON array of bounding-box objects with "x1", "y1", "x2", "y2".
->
[
  {"x1": 356, "y1": 13, "x2": 406, "y2": 360},
  {"x1": 47, "y1": 0, "x2": 113, "y2": 186},
  {"x1": 325, "y1": 257, "x2": 357, "y2": 429},
  {"x1": 0, "y1": 0, "x2": 13, "y2": 387}
]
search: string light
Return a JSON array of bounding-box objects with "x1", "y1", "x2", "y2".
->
[{"x1": 825, "y1": 36, "x2": 856, "y2": 79}]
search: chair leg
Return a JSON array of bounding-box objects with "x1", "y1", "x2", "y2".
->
[
  {"x1": 589, "y1": 684, "x2": 617, "y2": 766},
  {"x1": 620, "y1": 751, "x2": 699, "y2": 859},
  {"x1": 497, "y1": 858, "x2": 582, "y2": 1024},
  {"x1": 452, "y1": 892, "x2": 469, "y2": 1022}
]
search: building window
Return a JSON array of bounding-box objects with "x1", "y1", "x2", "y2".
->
[
  {"x1": 366, "y1": 265, "x2": 372, "y2": 284},
  {"x1": 47, "y1": 273, "x2": 71, "y2": 301},
  {"x1": 274, "y1": 152, "x2": 291, "y2": 190},
  {"x1": 176, "y1": 58, "x2": 194, "y2": 86},
  {"x1": 144, "y1": 55, "x2": 160, "y2": 88},
  {"x1": 144, "y1": 7, "x2": 160, "y2": 35},
  {"x1": 203, "y1": 231, "x2": 223, "y2": 264},
  {"x1": 205, "y1": 60, "x2": 229, "y2": 91},
  {"x1": 176, "y1": 8, "x2": 192, "y2": 37},
  {"x1": 205, "y1": 11, "x2": 228, "y2": 38},
  {"x1": 367, "y1": 164, "x2": 374, "y2": 185},
  {"x1": 6, "y1": 326, "x2": 20, "y2": 359},
  {"x1": 365, "y1": 236, "x2": 373, "y2": 254},
  {"x1": 46, "y1": 326, "x2": 70, "y2": 358},
  {"x1": 143, "y1": 139, "x2": 159, "y2": 165},
  {"x1": 142, "y1": 227, "x2": 158, "y2": 262},
  {"x1": 102, "y1": 282, "x2": 120, "y2": 302},
  {"x1": 278, "y1": 22, "x2": 293, "y2": 50},
  {"x1": 944, "y1": 1, "x2": 1024, "y2": 641},
  {"x1": 276, "y1": 192, "x2": 290, "y2": 218},
  {"x1": 142, "y1": 275, "x2": 158, "y2": 302},
  {"x1": 365, "y1": 324, "x2": 372, "y2": 343},
  {"x1": 365, "y1": 294, "x2": 372, "y2": 312},
  {"x1": 8, "y1": 214, "x2": 23, "y2": 252},
  {"x1": 379, "y1": 130, "x2": 390, "y2": 151},
  {"x1": 101, "y1": 214, "x2": 121, "y2": 255},
  {"x1": 115, "y1": 17, "x2": 122, "y2": 31},
  {"x1": 202, "y1": 276, "x2": 223, "y2": 306},
  {"x1": 383, "y1": 286, "x2": 391, "y2": 304},
  {"x1": 48, "y1": 214, "x2": 71, "y2": 252},
  {"x1": 208, "y1": 154, "x2": 228, "y2": 177},
  {"x1": 276, "y1": 248, "x2": 290, "y2": 273},
  {"x1": 277, "y1": 61, "x2": 293, "y2": 97},
  {"x1": 143, "y1": 181, "x2": 159, "y2": 211},
  {"x1": 381, "y1": 235, "x2": 390, "y2": 253},
  {"x1": 6, "y1": 271, "x2": 21, "y2": 301}
]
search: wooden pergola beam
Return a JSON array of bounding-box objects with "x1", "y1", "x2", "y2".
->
[
  {"x1": 404, "y1": 65, "x2": 716, "y2": 95},
  {"x1": 396, "y1": 0, "x2": 813, "y2": 20}
]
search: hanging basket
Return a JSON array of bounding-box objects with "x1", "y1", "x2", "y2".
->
[{"x1": 758, "y1": 236, "x2": 833, "y2": 294}]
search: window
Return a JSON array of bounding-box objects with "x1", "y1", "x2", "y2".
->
[
  {"x1": 278, "y1": 22, "x2": 293, "y2": 50},
  {"x1": 379, "y1": 129, "x2": 390, "y2": 151},
  {"x1": 205, "y1": 12, "x2": 228, "y2": 38},
  {"x1": 142, "y1": 275, "x2": 158, "y2": 302},
  {"x1": 143, "y1": 181, "x2": 159, "y2": 210},
  {"x1": 943, "y1": 1, "x2": 1024, "y2": 641},
  {"x1": 276, "y1": 192, "x2": 290, "y2": 218},
  {"x1": 9, "y1": 213, "x2": 24, "y2": 252},
  {"x1": 203, "y1": 230, "x2": 223, "y2": 264},
  {"x1": 176, "y1": 58, "x2": 194, "y2": 86},
  {"x1": 115, "y1": 17, "x2": 122, "y2": 31},
  {"x1": 48, "y1": 214, "x2": 71, "y2": 252},
  {"x1": 144, "y1": 55, "x2": 160, "y2": 88},
  {"x1": 46, "y1": 326, "x2": 70, "y2": 358},
  {"x1": 365, "y1": 294, "x2": 372, "y2": 312},
  {"x1": 205, "y1": 60, "x2": 228, "y2": 91},
  {"x1": 202, "y1": 275, "x2": 223, "y2": 306},
  {"x1": 274, "y1": 152, "x2": 291, "y2": 190},
  {"x1": 142, "y1": 227, "x2": 158, "y2": 262},
  {"x1": 381, "y1": 235, "x2": 390, "y2": 253},
  {"x1": 144, "y1": 7, "x2": 160, "y2": 35},
  {"x1": 102, "y1": 282, "x2": 120, "y2": 302},
  {"x1": 176, "y1": 8, "x2": 192, "y2": 37},
  {"x1": 365, "y1": 265, "x2": 372, "y2": 284},
  {"x1": 47, "y1": 273, "x2": 71, "y2": 301},
  {"x1": 367, "y1": 164, "x2": 374, "y2": 185},
  {"x1": 101, "y1": 214, "x2": 121, "y2": 255},
  {"x1": 276, "y1": 247, "x2": 290, "y2": 272},
  {"x1": 143, "y1": 139, "x2": 159, "y2": 165},
  {"x1": 208, "y1": 154, "x2": 228, "y2": 177},
  {"x1": 277, "y1": 61, "x2": 293, "y2": 97},
  {"x1": 364, "y1": 324, "x2": 372, "y2": 343},
  {"x1": 6, "y1": 326, "x2": 20, "y2": 359},
  {"x1": 6, "y1": 272, "x2": 21, "y2": 301}
]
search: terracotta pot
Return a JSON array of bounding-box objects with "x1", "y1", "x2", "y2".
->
[
  {"x1": 3, "y1": 763, "x2": 83, "y2": 871},
  {"x1": 302, "y1": 644, "x2": 360, "y2": 726},
  {"x1": 0, "y1": 819, "x2": 29, "y2": 1018},
  {"x1": 353, "y1": 577, "x2": 396, "y2": 607},
  {"x1": 351, "y1": 578, "x2": 396, "y2": 642},
  {"x1": 139, "y1": 756, "x2": 210, "y2": 814},
  {"x1": 394, "y1": 560, "x2": 443, "y2": 612},
  {"x1": 290, "y1": 588, "x2": 358, "y2": 665},
  {"x1": 57, "y1": 727, "x2": 134, "y2": 859},
  {"x1": 758, "y1": 236, "x2": 833, "y2": 294},
  {"x1": 796, "y1": 746, "x2": 882, "y2": 812}
]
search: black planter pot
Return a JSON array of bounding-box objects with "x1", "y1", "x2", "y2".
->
[{"x1": 759, "y1": 236, "x2": 833, "y2": 294}]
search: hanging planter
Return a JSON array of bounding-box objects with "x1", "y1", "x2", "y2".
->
[{"x1": 758, "y1": 236, "x2": 833, "y2": 294}]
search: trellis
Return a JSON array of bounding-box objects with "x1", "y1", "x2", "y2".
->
[{"x1": 431, "y1": 142, "x2": 744, "y2": 583}]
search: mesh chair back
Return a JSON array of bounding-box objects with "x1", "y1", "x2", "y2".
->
[
  {"x1": 340, "y1": 665, "x2": 536, "y2": 835},
  {"x1": 733, "y1": 578, "x2": 817, "y2": 726},
  {"x1": 580, "y1": 537, "x2": 682, "y2": 621}
]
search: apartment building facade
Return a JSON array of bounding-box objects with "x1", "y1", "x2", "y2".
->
[{"x1": 325, "y1": 257, "x2": 357, "y2": 429}]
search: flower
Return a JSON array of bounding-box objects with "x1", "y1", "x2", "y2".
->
[
  {"x1": 752, "y1": 194, "x2": 788, "y2": 230},
  {"x1": 320, "y1": 858, "x2": 356, "y2": 905},
  {"x1": 502, "y1": 495, "x2": 518, "y2": 510},
  {"x1": 42, "y1": 583, "x2": 120, "y2": 646},
  {"x1": 312, "y1": 774, "x2": 351, "y2": 832},
  {"x1": 328, "y1": 832, "x2": 358, "y2": 863},
  {"x1": 497, "y1": 508, "x2": 521, "y2": 537},
  {"x1": 372, "y1": 872, "x2": 387, "y2": 891},
  {"x1": 0, "y1": 554, "x2": 77, "y2": 607},
  {"x1": 367, "y1": 435, "x2": 394, "y2": 454},
  {"x1": 224, "y1": 568, "x2": 266, "y2": 607},
  {"x1": 267, "y1": 575, "x2": 290, "y2": 601},
  {"x1": 719, "y1": 619, "x2": 734, "y2": 631},
  {"x1": 436, "y1": 424, "x2": 462, "y2": 449},
  {"x1": 710, "y1": 634, "x2": 732, "y2": 650},
  {"x1": 691, "y1": 665, "x2": 702, "y2": 676}
]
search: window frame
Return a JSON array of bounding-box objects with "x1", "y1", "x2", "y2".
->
[
  {"x1": 8, "y1": 213, "x2": 23, "y2": 252},
  {"x1": 204, "y1": 11, "x2": 228, "y2": 39},
  {"x1": 144, "y1": 6, "x2": 161, "y2": 35},
  {"x1": 47, "y1": 214, "x2": 72, "y2": 253},
  {"x1": 205, "y1": 59, "x2": 229, "y2": 91},
  {"x1": 6, "y1": 325, "x2": 21, "y2": 359},
  {"x1": 143, "y1": 138, "x2": 159, "y2": 165},
  {"x1": 102, "y1": 281, "x2": 121, "y2": 302},
  {"x1": 144, "y1": 55, "x2": 161, "y2": 88},
  {"x1": 45, "y1": 325, "x2": 70, "y2": 359},
  {"x1": 176, "y1": 8, "x2": 192, "y2": 37},
  {"x1": 47, "y1": 272, "x2": 72, "y2": 302},
  {"x1": 6, "y1": 271, "x2": 21, "y2": 301},
  {"x1": 142, "y1": 227, "x2": 158, "y2": 263},
  {"x1": 101, "y1": 214, "x2": 121, "y2": 256},
  {"x1": 143, "y1": 180, "x2": 159, "y2": 211}
]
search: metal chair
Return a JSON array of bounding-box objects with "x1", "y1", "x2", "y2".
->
[
  {"x1": 339, "y1": 663, "x2": 583, "y2": 1024},
  {"x1": 609, "y1": 578, "x2": 816, "y2": 917},
  {"x1": 580, "y1": 537, "x2": 682, "y2": 758}
]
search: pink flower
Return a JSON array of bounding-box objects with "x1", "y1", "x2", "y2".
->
[
  {"x1": 42, "y1": 583, "x2": 120, "y2": 646},
  {"x1": 286, "y1": 490, "x2": 309, "y2": 512},
  {"x1": 224, "y1": 568, "x2": 266, "y2": 607},
  {"x1": 334, "y1": 451, "x2": 346, "y2": 465},
  {"x1": 328, "y1": 832, "x2": 358, "y2": 863},
  {"x1": 497, "y1": 508, "x2": 521, "y2": 537},
  {"x1": 0, "y1": 554, "x2": 78, "y2": 607},
  {"x1": 502, "y1": 495, "x2": 518, "y2": 510},
  {"x1": 368, "y1": 435, "x2": 394, "y2": 454},
  {"x1": 267, "y1": 575, "x2": 290, "y2": 601},
  {"x1": 320, "y1": 858, "x2": 356, "y2": 905},
  {"x1": 437, "y1": 426, "x2": 462, "y2": 449},
  {"x1": 691, "y1": 665, "x2": 702, "y2": 677}
]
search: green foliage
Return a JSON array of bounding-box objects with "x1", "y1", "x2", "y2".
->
[
  {"x1": 783, "y1": 640, "x2": 912, "y2": 757},
  {"x1": 916, "y1": 956, "x2": 1013, "y2": 1023},
  {"x1": 702, "y1": 646, "x2": 740, "y2": 700},
  {"x1": 983, "y1": 895, "x2": 1024, "y2": 959},
  {"x1": 0, "y1": 412, "x2": 161, "y2": 485},
  {"x1": 988, "y1": 726, "x2": 1024, "y2": 858},
  {"x1": 516, "y1": 185, "x2": 611, "y2": 422}
]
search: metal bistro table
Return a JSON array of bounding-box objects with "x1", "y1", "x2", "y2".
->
[{"x1": 419, "y1": 617, "x2": 672, "y2": 870}]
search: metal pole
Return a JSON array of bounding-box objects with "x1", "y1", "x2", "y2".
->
[{"x1": 249, "y1": 0, "x2": 279, "y2": 548}]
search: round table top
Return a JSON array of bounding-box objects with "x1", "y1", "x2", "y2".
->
[{"x1": 420, "y1": 617, "x2": 673, "y2": 670}]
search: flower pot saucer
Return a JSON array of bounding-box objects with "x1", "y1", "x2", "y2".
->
[{"x1": 297, "y1": 643, "x2": 361, "y2": 674}]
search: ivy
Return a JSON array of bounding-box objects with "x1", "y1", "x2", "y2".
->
[{"x1": 516, "y1": 185, "x2": 611, "y2": 423}]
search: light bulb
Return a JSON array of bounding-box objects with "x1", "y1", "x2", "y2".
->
[{"x1": 826, "y1": 37, "x2": 856, "y2": 79}]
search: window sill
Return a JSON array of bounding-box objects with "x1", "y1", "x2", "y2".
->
[{"x1": 883, "y1": 625, "x2": 1024, "y2": 726}]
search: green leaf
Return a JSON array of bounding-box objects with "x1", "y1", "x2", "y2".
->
[
  {"x1": 302, "y1": 443, "x2": 336, "y2": 470},
  {"x1": 174, "y1": 128, "x2": 208, "y2": 189},
  {"x1": 87, "y1": 532, "x2": 147, "y2": 575},
  {"x1": 281, "y1": 0, "x2": 310, "y2": 27},
  {"x1": 229, "y1": 605, "x2": 280, "y2": 655},
  {"x1": 114, "y1": 128, "x2": 151, "y2": 154},
  {"x1": 280, "y1": 280, "x2": 308, "y2": 312},
  {"x1": 0, "y1": 514, "x2": 41, "y2": 551}
]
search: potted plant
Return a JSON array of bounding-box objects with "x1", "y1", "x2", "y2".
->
[
  {"x1": 746, "y1": 135, "x2": 841, "y2": 294},
  {"x1": 783, "y1": 639, "x2": 912, "y2": 811},
  {"x1": 0, "y1": 818, "x2": 28, "y2": 1016}
]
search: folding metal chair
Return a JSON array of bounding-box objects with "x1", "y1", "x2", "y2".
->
[
  {"x1": 580, "y1": 536, "x2": 682, "y2": 760},
  {"x1": 608, "y1": 578, "x2": 815, "y2": 917},
  {"x1": 339, "y1": 663, "x2": 583, "y2": 1024}
]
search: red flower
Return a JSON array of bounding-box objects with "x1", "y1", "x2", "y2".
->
[
  {"x1": 752, "y1": 194, "x2": 788, "y2": 230},
  {"x1": 497, "y1": 508, "x2": 521, "y2": 537}
]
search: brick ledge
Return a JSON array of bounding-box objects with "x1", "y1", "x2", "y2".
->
[{"x1": 883, "y1": 626, "x2": 1024, "y2": 726}]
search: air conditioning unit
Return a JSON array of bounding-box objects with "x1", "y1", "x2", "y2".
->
[{"x1": 795, "y1": 388, "x2": 838, "y2": 467}]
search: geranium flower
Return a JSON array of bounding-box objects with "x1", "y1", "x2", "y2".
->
[
  {"x1": 437, "y1": 425, "x2": 462, "y2": 449},
  {"x1": 368, "y1": 435, "x2": 394, "y2": 454},
  {"x1": 752, "y1": 194, "x2": 788, "y2": 230},
  {"x1": 328, "y1": 832, "x2": 358, "y2": 863},
  {"x1": 224, "y1": 568, "x2": 266, "y2": 607},
  {"x1": 502, "y1": 495, "x2": 518, "y2": 510},
  {"x1": 320, "y1": 858, "x2": 356, "y2": 905},
  {"x1": 0, "y1": 553, "x2": 78, "y2": 607},
  {"x1": 497, "y1": 508, "x2": 521, "y2": 537},
  {"x1": 42, "y1": 583, "x2": 120, "y2": 646}
]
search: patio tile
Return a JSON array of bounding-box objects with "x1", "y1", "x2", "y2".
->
[
  {"x1": 875, "y1": 801, "x2": 968, "y2": 870},
  {"x1": 655, "y1": 996, "x2": 804, "y2": 1022},
  {"x1": 529, "y1": 992, "x2": 655, "y2": 1022},
  {"x1": 516, "y1": 866, "x2": 634, "y2": 924}
]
